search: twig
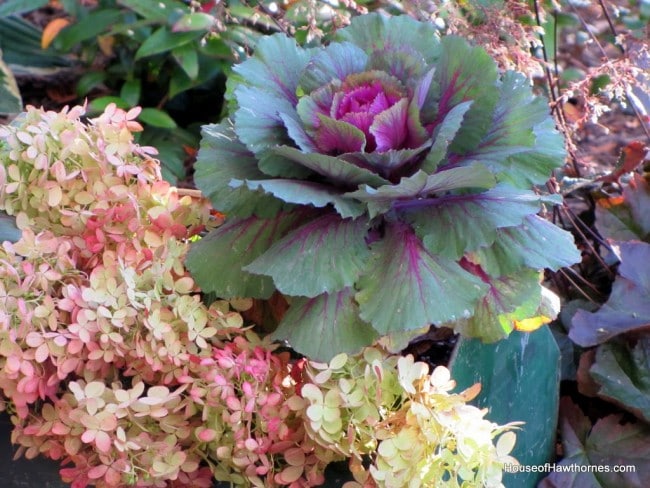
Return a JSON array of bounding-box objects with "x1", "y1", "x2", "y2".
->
[
  {"x1": 532, "y1": 0, "x2": 581, "y2": 176},
  {"x1": 596, "y1": 0, "x2": 622, "y2": 51}
]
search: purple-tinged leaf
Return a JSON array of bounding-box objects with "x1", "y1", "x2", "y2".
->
[
  {"x1": 454, "y1": 269, "x2": 543, "y2": 342},
  {"x1": 186, "y1": 210, "x2": 314, "y2": 299},
  {"x1": 367, "y1": 46, "x2": 428, "y2": 90},
  {"x1": 472, "y1": 213, "x2": 579, "y2": 276},
  {"x1": 571, "y1": 242, "x2": 650, "y2": 347},
  {"x1": 232, "y1": 179, "x2": 364, "y2": 219},
  {"x1": 234, "y1": 34, "x2": 312, "y2": 104},
  {"x1": 435, "y1": 36, "x2": 498, "y2": 154},
  {"x1": 234, "y1": 85, "x2": 296, "y2": 153},
  {"x1": 459, "y1": 73, "x2": 566, "y2": 188},
  {"x1": 298, "y1": 42, "x2": 368, "y2": 94},
  {"x1": 272, "y1": 288, "x2": 378, "y2": 361},
  {"x1": 595, "y1": 174, "x2": 650, "y2": 242},
  {"x1": 340, "y1": 143, "x2": 431, "y2": 179},
  {"x1": 421, "y1": 164, "x2": 496, "y2": 193},
  {"x1": 415, "y1": 68, "x2": 436, "y2": 110},
  {"x1": 589, "y1": 337, "x2": 650, "y2": 423},
  {"x1": 245, "y1": 215, "x2": 370, "y2": 297},
  {"x1": 261, "y1": 146, "x2": 389, "y2": 187},
  {"x1": 370, "y1": 98, "x2": 409, "y2": 152},
  {"x1": 296, "y1": 83, "x2": 337, "y2": 131},
  {"x1": 279, "y1": 111, "x2": 318, "y2": 152},
  {"x1": 539, "y1": 398, "x2": 650, "y2": 488},
  {"x1": 346, "y1": 165, "x2": 494, "y2": 218},
  {"x1": 335, "y1": 14, "x2": 441, "y2": 66},
  {"x1": 421, "y1": 101, "x2": 472, "y2": 172},
  {"x1": 402, "y1": 186, "x2": 559, "y2": 260},
  {"x1": 313, "y1": 115, "x2": 366, "y2": 154},
  {"x1": 481, "y1": 72, "x2": 549, "y2": 147},
  {"x1": 405, "y1": 98, "x2": 429, "y2": 148},
  {"x1": 355, "y1": 222, "x2": 487, "y2": 334},
  {"x1": 194, "y1": 122, "x2": 285, "y2": 218}
]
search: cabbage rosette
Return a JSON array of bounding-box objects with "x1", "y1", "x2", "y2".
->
[{"x1": 188, "y1": 14, "x2": 581, "y2": 360}]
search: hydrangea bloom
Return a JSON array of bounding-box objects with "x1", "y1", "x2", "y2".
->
[{"x1": 188, "y1": 13, "x2": 581, "y2": 360}]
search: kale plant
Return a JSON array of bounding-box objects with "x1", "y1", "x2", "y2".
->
[{"x1": 188, "y1": 14, "x2": 581, "y2": 360}]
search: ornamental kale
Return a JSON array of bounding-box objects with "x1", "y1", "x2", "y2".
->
[{"x1": 188, "y1": 14, "x2": 581, "y2": 360}]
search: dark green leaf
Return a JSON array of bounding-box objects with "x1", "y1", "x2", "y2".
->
[
  {"x1": 0, "y1": 17, "x2": 70, "y2": 68},
  {"x1": 172, "y1": 12, "x2": 214, "y2": 32},
  {"x1": 272, "y1": 288, "x2": 378, "y2": 361},
  {"x1": 0, "y1": 54, "x2": 21, "y2": 113},
  {"x1": 172, "y1": 43, "x2": 199, "y2": 79},
  {"x1": 355, "y1": 222, "x2": 487, "y2": 334},
  {"x1": 119, "y1": 79, "x2": 141, "y2": 106},
  {"x1": 245, "y1": 215, "x2": 370, "y2": 297},
  {"x1": 138, "y1": 108, "x2": 177, "y2": 129},
  {"x1": 54, "y1": 10, "x2": 123, "y2": 51},
  {"x1": 89, "y1": 96, "x2": 129, "y2": 113},
  {"x1": 451, "y1": 327, "x2": 561, "y2": 488},
  {"x1": 168, "y1": 54, "x2": 223, "y2": 99},
  {"x1": 590, "y1": 338, "x2": 650, "y2": 422},
  {"x1": 134, "y1": 27, "x2": 201, "y2": 60},
  {"x1": 186, "y1": 210, "x2": 313, "y2": 299},
  {"x1": 571, "y1": 242, "x2": 650, "y2": 347},
  {"x1": 76, "y1": 71, "x2": 107, "y2": 97},
  {"x1": 0, "y1": 0, "x2": 47, "y2": 17},
  {"x1": 118, "y1": 0, "x2": 187, "y2": 23},
  {"x1": 539, "y1": 398, "x2": 650, "y2": 487}
]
